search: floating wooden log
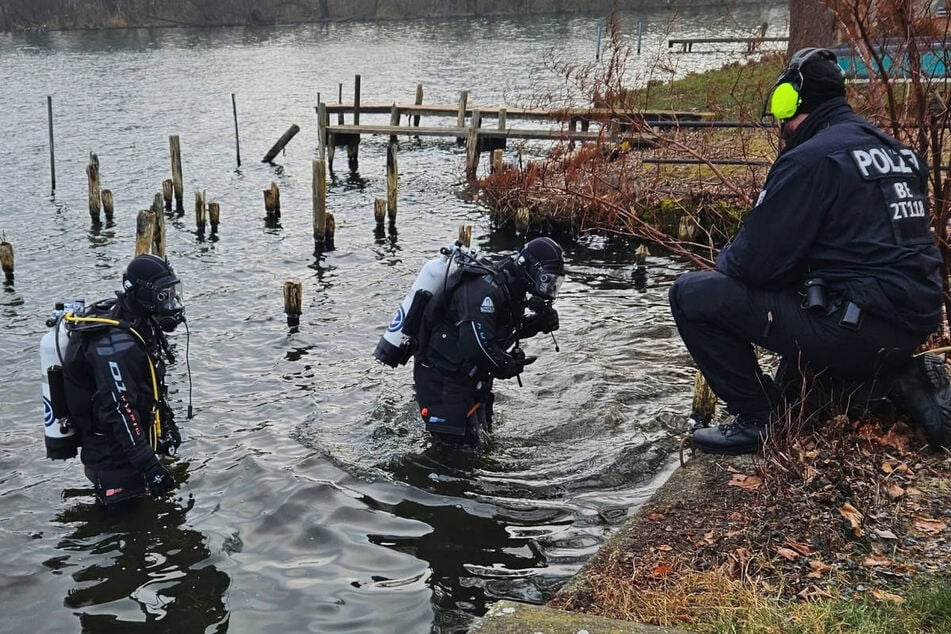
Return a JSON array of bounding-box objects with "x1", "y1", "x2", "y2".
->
[
  {"x1": 101, "y1": 189, "x2": 114, "y2": 222},
  {"x1": 86, "y1": 153, "x2": 101, "y2": 225},
  {"x1": 262, "y1": 124, "x2": 301, "y2": 163},
  {"x1": 283, "y1": 279, "x2": 302, "y2": 327},
  {"x1": 0, "y1": 240, "x2": 13, "y2": 283},
  {"x1": 313, "y1": 158, "x2": 327, "y2": 252},
  {"x1": 169, "y1": 135, "x2": 184, "y2": 214},
  {"x1": 135, "y1": 210, "x2": 155, "y2": 256},
  {"x1": 208, "y1": 201, "x2": 220, "y2": 234}
]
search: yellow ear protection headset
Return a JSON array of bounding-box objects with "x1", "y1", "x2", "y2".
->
[{"x1": 764, "y1": 47, "x2": 840, "y2": 120}]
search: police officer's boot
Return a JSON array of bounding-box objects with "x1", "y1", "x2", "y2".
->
[
  {"x1": 890, "y1": 353, "x2": 951, "y2": 450},
  {"x1": 691, "y1": 412, "x2": 771, "y2": 455}
]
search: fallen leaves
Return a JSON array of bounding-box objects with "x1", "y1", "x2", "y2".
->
[
  {"x1": 727, "y1": 473, "x2": 763, "y2": 490},
  {"x1": 912, "y1": 515, "x2": 947, "y2": 535},
  {"x1": 839, "y1": 502, "x2": 865, "y2": 537},
  {"x1": 871, "y1": 588, "x2": 905, "y2": 604}
]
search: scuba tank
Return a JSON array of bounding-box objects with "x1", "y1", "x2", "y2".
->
[
  {"x1": 374, "y1": 241, "x2": 482, "y2": 367},
  {"x1": 40, "y1": 300, "x2": 84, "y2": 460}
]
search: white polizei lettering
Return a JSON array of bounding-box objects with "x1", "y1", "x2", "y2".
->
[
  {"x1": 108, "y1": 361, "x2": 127, "y2": 393},
  {"x1": 899, "y1": 148, "x2": 919, "y2": 170},
  {"x1": 886, "y1": 149, "x2": 911, "y2": 174},
  {"x1": 852, "y1": 149, "x2": 873, "y2": 177},
  {"x1": 869, "y1": 148, "x2": 891, "y2": 174}
]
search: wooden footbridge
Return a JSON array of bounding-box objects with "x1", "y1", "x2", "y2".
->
[{"x1": 312, "y1": 84, "x2": 714, "y2": 176}]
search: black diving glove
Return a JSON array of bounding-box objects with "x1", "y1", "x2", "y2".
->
[
  {"x1": 520, "y1": 308, "x2": 559, "y2": 338},
  {"x1": 145, "y1": 462, "x2": 176, "y2": 498}
]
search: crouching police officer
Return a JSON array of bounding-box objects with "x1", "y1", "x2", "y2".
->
[
  {"x1": 63, "y1": 254, "x2": 186, "y2": 506},
  {"x1": 669, "y1": 47, "x2": 946, "y2": 454},
  {"x1": 414, "y1": 237, "x2": 565, "y2": 447}
]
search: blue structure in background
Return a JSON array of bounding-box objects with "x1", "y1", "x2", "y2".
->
[{"x1": 831, "y1": 38, "x2": 951, "y2": 79}]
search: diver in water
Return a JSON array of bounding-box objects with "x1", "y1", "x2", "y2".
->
[
  {"x1": 62, "y1": 254, "x2": 186, "y2": 507},
  {"x1": 413, "y1": 237, "x2": 565, "y2": 447}
]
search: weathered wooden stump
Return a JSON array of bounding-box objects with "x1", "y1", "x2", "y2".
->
[
  {"x1": 515, "y1": 206, "x2": 530, "y2": 233},
  {"x1": 151, "y1": 193, "x2": 166, "y2": 257},
  {"x1": 101, "y1": 189, "x2": 114, "y2": 222},
  {"x1": 413, "y1": 84, "x2": 423, "y2": 127},
  {"x1": 263, "y1": 182, "x2": 281, "y2": 221},
  {"x1": 313, "y1": 158, "x2": 327, "y2": 253},
  {"x1": 135, "y1": 210, "x2": 155, "y2": 256},
  {"x1": 208, "y1": 201, "x2": 220, "y2": 234},
  {"x1": 162, "y1": 178, "x2": 174, "y2": 211},
  {"x1": 325, "y1": 212, "x2": 336, "y2": 250},
  {"x1": 491, "y1": 149, "x2": 503, "y2": 173},
  {"x1": 456, "y1": 90, "x2": 469, "y2": 144},
  {"x1": 169, "y1": 135, "x2": 184, "y2": 214},
  {"x1": 465, "y1": 109, "x2": 482, "y2": 179},
  {"x1": 386, "y1": 141, "x2": 398, "y2": 220},
  {"x1": 283, "y1": 279, "x2": 302, "y2": 327},
  {"x1": 632, "y1": 244, "x2": 648, "y2": 291},
  {"x1": 458, "y1": 224, "x2": 472, "y2": 248},
  {"x1": 0, "y1": 240, "x2": 14, "y2": 283},
  {"x1": 86, "y1": 153, "x2": 101, "y2": 225},
  {"x1": 373, "y1": 198, "x2": 386, "y2": 226},
  {"x1": 194, "y1": 190, "x2": 206, "y2": 234}
]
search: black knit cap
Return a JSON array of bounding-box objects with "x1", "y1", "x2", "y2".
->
[{"x1": 797, "y1": 53, "x2": 846, "y2": 114}]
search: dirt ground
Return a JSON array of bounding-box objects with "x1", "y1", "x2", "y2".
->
[{"x1": 550, "y1": 415, "x2": 951, "y2": 630}]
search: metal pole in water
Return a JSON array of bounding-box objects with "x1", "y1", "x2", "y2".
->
[
  {"x1": 47, "y1": 96, "x2": 55, "y2": 193},
  {"x1": 232, "y1": 93, "x2": 241, "y2": 167},
  {"x1": 596, "y1": 23, "x2": 602, "y2": 61}
]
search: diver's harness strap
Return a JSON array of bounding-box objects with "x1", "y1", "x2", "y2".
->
[{"x1": 63, "y1": 312, "x2": 168, "y2": 453}]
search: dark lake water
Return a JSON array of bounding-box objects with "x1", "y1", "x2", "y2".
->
[{"x1": 0, "y1": 4, "x2": 787, "y2": 633}]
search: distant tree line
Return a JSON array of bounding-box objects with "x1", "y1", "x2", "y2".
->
[{"x1": 0, "y1": 0, "x2": 744, "y2": 32}]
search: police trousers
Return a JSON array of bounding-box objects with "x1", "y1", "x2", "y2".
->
[{"x1": 668, "y1": 271, "x2": 925, "y2": 417}]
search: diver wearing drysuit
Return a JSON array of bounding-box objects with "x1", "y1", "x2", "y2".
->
[
  {"x1": 414, "y1": 237, "x2": 565, "y2": 446},
  {"x1": 62, "y1": 254, "x2": 185, "y2": 506}
]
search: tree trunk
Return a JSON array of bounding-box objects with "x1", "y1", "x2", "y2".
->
[{"x1": 788, "y1": 0, "x2": 838, "y2": 53}]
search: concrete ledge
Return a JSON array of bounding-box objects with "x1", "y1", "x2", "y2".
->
[{"x1": 471, "y1": 600, "x2": 692, "y2": 634}]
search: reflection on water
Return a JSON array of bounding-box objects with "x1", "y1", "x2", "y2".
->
[
  {"x1": 0, "y1": 4, "x2": 787, "y2": 633},
  {"x1": 53, "y1": 469, "x2": 230, "y2": 631}
]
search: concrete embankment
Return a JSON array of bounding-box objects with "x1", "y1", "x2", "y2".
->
[{"x1": 3, "y1": 0, "x2": 750, "y2": 32}]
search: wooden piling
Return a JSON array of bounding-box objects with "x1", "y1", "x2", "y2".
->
[
  {"x1": 151, "y1": 193, "x2": 166, "y2": 257},
  {"x1": 47, "y1": 96, "x2": 55, "y2": 193},
  {"x1": 690, "y1": 370, "x2": 717, "y2": 426},
  {"x1": 0, "y1": 240, "x2": 13, "y2": 283},
  {"x1": 353, "y1": 74, "x2": 361, "y2": 126},
  {"x1": 337, "y1": 83, "x2": 345, "y2": 124},
  {"x1": 101, "y1": 189, "x2": 114, "y2": 222},
  {"x1": 232, "y1": 93, "x2": 241, "y2": 167},
  {"x1": 515, "y1": 207, "x2": 530, "y2": 233},
  {"x1": 262, "y1": 124, "x2": 301, "y2": 163},
  {"x1": 465, "y1": 109, "x2": 482, "y2": 179},
  {"x1": 491, "y1": 149, "x2": 503, "y2": 173},
  {"x1": 632, "y1": 244, "x2": 648, "y2": 291},
  {"x1": 86, "y1": 153, "x2": 102, "y2": 225},
  {"x1": 386, "y1": 141, "x2": 398, "y2": 220},
  {"x1": 169, "y1": 135, "x2": 184, "y2": 214},
  {"x1": 326, "y1": 212, "x2": 336, "y2": 250},
  {"x1": 498, "y1": 108, "x2": 507, "y2": 130},
  {"x1": 389, "y1": 105, "x2": 400, "y2": 142},
  {"x1": 313, "y1": 158, "x2": 327, "y2": 252},
  {"x1": 373, "y1": 198, "x2": 386, "y2": 226},
  {"x1": 317, "y1": 102, "x2": 328, "y2": 163},
  {"x1": 208, "y1": 201, "x2": 220, "y2": 234},
  {"x1": 413, "y1": 83, "x2": 423, "y2": 126},
  {"x1": 264, "y1": 182, "x2": 281, "y2": 220},
  {"x1": 347, "y1": 137, "x2": 360, "y2": 172},
  {"x1": 195, "y1": 190, "x2": 206, "y2": 234},
  {"x1": 162, "y1": 178, "x2": 173, "y2": 211},
  {"x1": 135, "y1": 210, "x2": 155, "y2": 256},
  {"x1": 456, "y1": 90, "x2": 469, "y2": 144},
  {"x1": 283, "y1": 279, "x2": 303, "y2": 327},
  {"x1": 458, "y1": 224, "x2": 472, "y2": 248}
]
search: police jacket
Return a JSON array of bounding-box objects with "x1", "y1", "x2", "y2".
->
[
  {"x1": 419, "y1": 265, "x2": 527, "y2": 380},
  {"x1": 716, "y1": 97, "x2": 942, "y2": 335},
  {"x1": 63, "y1": 300, "x2": 167, "y2": 476}
]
